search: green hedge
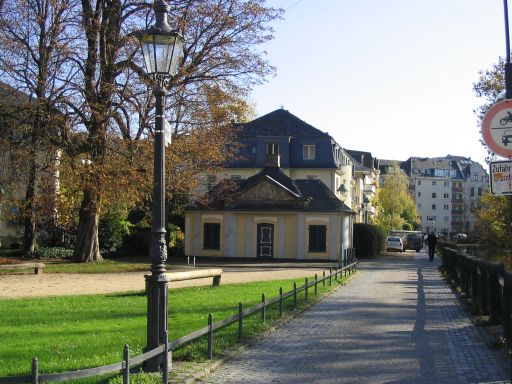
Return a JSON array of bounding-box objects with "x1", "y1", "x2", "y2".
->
[
  {"x1": 35, "y1": 246, "x2": 74, "y2": 260},
  {"x1": 354, "y1": 223, "x2": 387, "y2": 258}
]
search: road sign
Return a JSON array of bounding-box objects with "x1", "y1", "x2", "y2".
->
[
  {"x1": 481, "y1": 99, "x2": 512, "y2": 158},
  {"x1": 490, "y1": 160, "x2": 512, "y2": 195}
]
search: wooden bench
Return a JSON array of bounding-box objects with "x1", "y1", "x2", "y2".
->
[
  {"x1": 0, "y1": 262, "x2": 45, "y2": 274},
  {"x1": 164, "y1": 268, "x2": 222, "y2": 286}
]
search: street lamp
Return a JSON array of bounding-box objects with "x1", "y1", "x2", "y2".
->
[
  {"x1": 363, "y1": 195, "x2": 370, "y2": 224},
  {"x1": 137, "y1": 0, "x2": 184, "y2": 373}
]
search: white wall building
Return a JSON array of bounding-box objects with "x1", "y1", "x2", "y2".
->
[{"x1": 401, "y1": 156, "x2": 489, "y2": 234}]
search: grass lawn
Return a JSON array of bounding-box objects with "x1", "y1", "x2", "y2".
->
[
  {"x1": 0, "y1": 254, "x2": 194, "y2": 274},
  {"x1": 0, "y1": 274, "x2": 350, "y2": 382}
]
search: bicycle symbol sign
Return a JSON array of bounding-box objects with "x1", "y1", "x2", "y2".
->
[{"x1": 482, "y1": 99, "x2": 512, "y2": 158}]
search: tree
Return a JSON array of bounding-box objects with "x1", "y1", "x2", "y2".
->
[
  {"x1": 473, "y1": 58, "x2": 506, "y2": 163},
  {"x1": 473, "y1": 58, "x2": 512, "y2": 251},
  {"x1": 0, "y1": 0, "x2": 281, "y2": 262},
  {"x1": 473, "y1": 192, "x2": 512, "y2": 249},
  {"x1": 0, "y1": 0, "x2": 76, "y2": 256},
  {"x1": 374, "y1": 163, "x2": 418, "y2": 232},
  {"x1": 67, "y1": 0, "x2": 280, "y2": 262}
]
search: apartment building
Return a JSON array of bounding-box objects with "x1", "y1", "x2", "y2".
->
[
  {"x1": 345, "y1": 150, "x2": 380, "y2": 223},
  {"x1": 401, "y1": 156, "x2": 489, "y2": 234}
]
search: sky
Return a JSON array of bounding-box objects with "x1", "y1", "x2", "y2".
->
[{"x1": 249, "y1": 0, "x2": 508, "y2": 168}]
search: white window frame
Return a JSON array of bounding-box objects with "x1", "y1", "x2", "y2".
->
[{"x1": 303, "y1": 144, "x2": 315, "y2": 160}]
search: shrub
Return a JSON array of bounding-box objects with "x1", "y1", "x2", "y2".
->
[
  {"x1": 402, "y1": 223, "x2": 413, "y2": 231},
  {"x1": 10, "y1": 239, "x2": 23, "y2": 250},
  {"x1": 119, "y1": 227, "x2": 151, "y2": 257},
  {"x1": 35, "y1": 247, "x2": 74, "y2": 260},
  {"x1": 99, "y1": 208, "x2": 132, "y2": 254},
  {"x1": 354, "y1": 223, "x2": 387, "y2": 258},
  {"x1": 168, "y1": 224, "x2": 184, "y2": 258}
]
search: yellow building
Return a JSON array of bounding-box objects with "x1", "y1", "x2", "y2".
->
[{"x1": 185, "y1": 165, "x2": 354, "y2": 261}]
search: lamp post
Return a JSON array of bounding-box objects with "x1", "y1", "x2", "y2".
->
[
  {"x1": 363, "y1": 195, "x2": 370, "y2": 224},
  {"x1": 137, "y1": 0, "x2": 183, "y2": 373}
]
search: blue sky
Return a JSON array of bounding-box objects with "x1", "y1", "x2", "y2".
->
[{"x1": 250, "y1": 0, "x2": 506, "y2": 167}]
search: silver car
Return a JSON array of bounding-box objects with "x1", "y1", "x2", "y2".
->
[{"x1": 386, "y1": 236, "x2": 404, "y2": 252}]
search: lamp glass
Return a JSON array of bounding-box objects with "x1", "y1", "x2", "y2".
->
[{"x1": 140, "y1": 33, "x2": 184, "y2": 76}]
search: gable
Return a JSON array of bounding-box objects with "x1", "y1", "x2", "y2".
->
[
  {"x1": 225, "y1": 177, "x2": 307, "y2": 210},
  {"x1": 235, "y1": 178, "x2": 298, "y2": 202}
]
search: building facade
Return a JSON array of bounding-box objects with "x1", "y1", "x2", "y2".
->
[
  {"x1": 184, "y1": 109, "x2": 355, "y2": 261},
  {"x1": 345, "y1": 150, "x2": 380, "y2": 223},
  {"x1": 401, "y1": 156, "x2": 489, "y2": 234}
]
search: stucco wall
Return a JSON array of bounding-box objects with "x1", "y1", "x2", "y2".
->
[{"x1": 185, "y1": 210, "x2": 346, "y2": 261}]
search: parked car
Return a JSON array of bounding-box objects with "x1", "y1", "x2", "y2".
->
[
  {"x1": 406, "y1": 233, "x2": 424, "y2": 252},
  {"x1": 453, "y1": 233, "x2": 468, "y2": 242},
  {"x1": 386, "y1": 236, "x2": 404, "y2": 252}
]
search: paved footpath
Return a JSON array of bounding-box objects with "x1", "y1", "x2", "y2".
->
[{"x1": 199, "y1": 252, "x2": 511, "y2": 384}]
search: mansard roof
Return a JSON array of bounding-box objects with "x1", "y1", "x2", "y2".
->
[
  {"x1": 381, "y1": 155, "x2": 487, "y2": 179},
  {"x1": 236, "y1": 109, "x2": 327, "y2": 138},
  {"x1": 345, "y1": 149, "x2": 379, "y2": 170}
]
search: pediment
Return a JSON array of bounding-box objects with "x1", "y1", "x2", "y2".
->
[
  {"x1": 223, "y1": 176, "x2": 310, "y2": 210},
  {"x1": 236, "y1": 178, "x2": 298, "y2": 202}
]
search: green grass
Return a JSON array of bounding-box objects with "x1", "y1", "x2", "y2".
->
[
  {"x1": 0, "y1": 248, "x2": 158, "y2": 274},
  {"x1": 0, "y1": 257, "x2": 189, "y2": 274},
  {"x1": 42, "y1": 259, "x2": 153, "y2": 273},
  {"x1": 0, "y1": 274, "x2": 350, "y2": 382}
]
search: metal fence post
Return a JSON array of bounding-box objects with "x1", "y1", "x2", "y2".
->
[
  {"x1": 305, "y1": 278, "x2": 308, "y2": 303},
  {"x1": 476, "y1": 266, "x2": 484, "y2": 314},
  {"x1": 31, "y1": 358, "x2": 38, "y2": 384},
  {"x1": 238, "y1": 303, "x2": 243, "y2": 343},
  {"x1": 163, "y1": 332, "x2": 169, "y2": 384},
  {"x1": 344, "y1": 250, "x2": 347, "y2": 276},
  {"x1": 123, "y1": 344, "x2": 130, "y2": 384},
  {"x1": 315, "y1": 274, "x2": 318, "y2": 296},
  {"x1": 262, "y1": 293, "x2": 266, "y2": 322},
  {"x1": 208, "y1": 313, "x2": 213, "y2": 360},
  {"x1": 329, "y1": 268, "x2": 332, "y2": 286},
  {"x1": 323, "y1": 271, "x2": 326, "y2": 288},
  {"x1": 279, "y1": 287, "x2": 283, "y2": 318},
  {"x1": 293, "y1": 282, "x2": 297, "y2": 309},
  {"x1": 504, "y1": 271, "x2": 512, "y2": 347}
]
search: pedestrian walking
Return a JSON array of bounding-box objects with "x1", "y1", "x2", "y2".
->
[{"x1": 427, "y1": 232, "x2": 437, "y2": 262}]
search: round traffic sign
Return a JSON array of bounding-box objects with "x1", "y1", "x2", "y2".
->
[{"x1": 482, "y1": 99, "x2": 512, "y2": 158}]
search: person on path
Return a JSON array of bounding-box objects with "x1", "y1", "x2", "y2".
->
[{"x1": 427, "y1": 232, "x2": 437, "y2": 262}]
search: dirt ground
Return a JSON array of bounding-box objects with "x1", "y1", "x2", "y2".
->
[{"x1": 0, "y1": 267, "x2": 331, "y2": 298}]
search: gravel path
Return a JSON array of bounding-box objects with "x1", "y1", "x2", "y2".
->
[{"x1": 0, "y1": 267, "x2": 329, "y2": 298}]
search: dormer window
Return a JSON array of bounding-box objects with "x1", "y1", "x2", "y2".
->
[
  {"x1": 303, "y1": 144, "x2": 315, "y2": 160},
  {"x1": 267, "y1": 143, "x2": 279, "y2": 155}
]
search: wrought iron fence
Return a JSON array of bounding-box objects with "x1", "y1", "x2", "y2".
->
[{"x1": 441, "y1": 246, "x2": 512, "y2": 347}]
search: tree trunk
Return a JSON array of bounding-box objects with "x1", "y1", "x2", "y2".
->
[
  {"x1": 73, "y1": 188, "x2": 103, "y2": 262},
  {"x1": 23, "y1": 153, "x2": 37, "y2": 258}
]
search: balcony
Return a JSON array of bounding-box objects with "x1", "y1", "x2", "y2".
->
[
  {"x1": 451, "y1": 186, "x2": 463, "y2": 192},
  {"x1": 451, "y1": 199, "x2": 463, "y2": 204},
  {"x1": 363, "y1": 184, "x2": 376, "y2": 194}
]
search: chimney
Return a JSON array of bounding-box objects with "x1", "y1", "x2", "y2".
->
[{"x1": 265, "y1": 154, "x2": 281, "y2": 167}]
